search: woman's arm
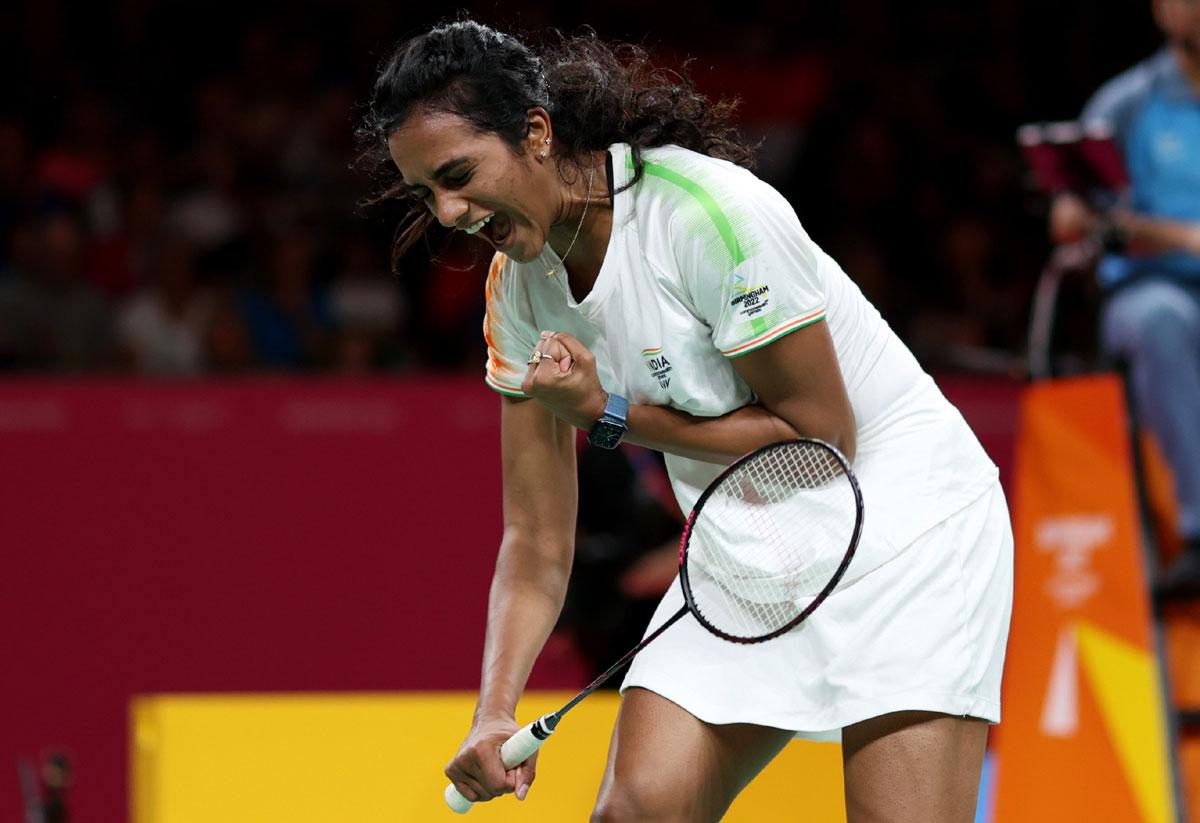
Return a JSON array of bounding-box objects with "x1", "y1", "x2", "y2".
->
[
  {"x1": 525, "y1": 322, "x2": 855, "y2": 465},
  {"x1": 623, "y1": 403, "x2": 804, "y2": 463},
  {"x1": 477, "y1": 395, "x2": 578, "y2": 718},
  {"x1": 445, "y1": 393, "x2": 577, "y2": 803}
]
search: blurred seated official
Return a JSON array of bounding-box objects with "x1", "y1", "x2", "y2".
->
[{"x1": 1051, "y1": 0, "x2": 1200, "y2": 592}]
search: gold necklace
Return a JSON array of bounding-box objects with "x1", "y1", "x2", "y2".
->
[{"x1": 546, "y1": 161, "x2": 596, "y2": 278}]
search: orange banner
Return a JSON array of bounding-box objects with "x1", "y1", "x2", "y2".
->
[{"x1": 993, "y1": 374, "x2": 1174, "y2": 822}]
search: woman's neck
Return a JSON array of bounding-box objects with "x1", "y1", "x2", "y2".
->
[
  {"x1": 548, "y1": 152, "x2": 612, "y2": 299},
  {"x1": 563, "y1": 204, "x2": 612, "y2": 302},
  {"x1": 1174, "y1": 42, "x2": 1200, "y2": 94}
]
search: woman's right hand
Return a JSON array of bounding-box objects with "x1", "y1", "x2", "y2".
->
[{"x1": 445, "y1": 714, "x2": 539, "y2": 803}]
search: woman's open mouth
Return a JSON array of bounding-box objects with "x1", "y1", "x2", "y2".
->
[
  {"x1": 464, "y1": 212, "x2": 514, "y2": 250},
  {"x1": 463, "y1": 213, "x2": 492, "y2": 235}
]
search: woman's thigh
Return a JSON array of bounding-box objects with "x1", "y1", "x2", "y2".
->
[
  {"x1": 842, "y1": 710, "x2": 988, "y2": 823},
  {"x1": 591, "y1": 686, "x2": 795, "y2": 823}
]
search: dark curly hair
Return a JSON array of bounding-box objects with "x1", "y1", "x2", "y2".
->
[{"x1": 357, "y1": 20, "x2": 756, "y2": 266}]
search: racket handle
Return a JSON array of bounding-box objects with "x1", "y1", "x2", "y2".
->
[{"x1": 443, "y1": 714, "x2": 557, "y2": 814}]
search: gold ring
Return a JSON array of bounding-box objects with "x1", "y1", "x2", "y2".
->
[{"x1": 526, "y1": 350, "x2": 544, "y2": 365}]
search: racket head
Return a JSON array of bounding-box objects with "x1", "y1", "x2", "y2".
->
[{"x1": 678, "y1": 438, "x2": 863, "y2": 644}]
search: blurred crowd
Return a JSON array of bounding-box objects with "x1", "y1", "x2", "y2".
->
[{"x1": 0, "y1": 0, "x2": 1160, "y2": 377}]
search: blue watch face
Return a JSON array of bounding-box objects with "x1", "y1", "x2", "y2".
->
[{"x1": 587, "y1": 420, "x2": 625, "y2": 449}]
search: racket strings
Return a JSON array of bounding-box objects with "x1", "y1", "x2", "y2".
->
[{"x1": 685, "y1": 442, "x2": 856, "y2": 640}]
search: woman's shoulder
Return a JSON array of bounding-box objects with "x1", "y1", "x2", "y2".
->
[
  {"x1": 623, "y1": 144, "x2": 798, "y2": 271},
  {"x1": 486, "y1": 250, "x2": 548, "y2": 287},
  {"x1": 629, "y1": 144, "x2": 786, "y2": 231},
  {"x1": 484, "y1": 251, "x2": 551, "y2": 324},
  {"x1": 485, "y1": 251, "x2": 519, "y2": 308},
  {"x1": 634, "y1": 143, "x2": 760, "y2": 189}
]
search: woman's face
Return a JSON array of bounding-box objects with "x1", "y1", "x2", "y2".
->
[
  {"x1": 1156, "y1": 0, "x2": 1200, "y2": 51},
  {"x1": 387, "y1": 109, "x2": 557, "y2": 263}
]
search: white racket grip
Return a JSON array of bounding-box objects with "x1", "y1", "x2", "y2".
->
[{"x1": 443, "y1": 714, "x2": 556, "y2": 814}]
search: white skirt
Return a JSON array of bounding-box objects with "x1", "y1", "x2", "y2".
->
[{"x1": 620, "y1": 481, "x2": 1013, "y2": 740}]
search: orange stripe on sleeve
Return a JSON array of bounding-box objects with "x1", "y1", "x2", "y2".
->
[
  {"x1": 482, "y1": 253, "x2": 508, "y2": 352},
  {"x1": 721, "y1": 309, "x2": 826, "y2": 357}
]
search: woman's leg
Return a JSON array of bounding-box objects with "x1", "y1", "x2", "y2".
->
[
  {"x1": 591, "y1": 686, "x2": 795, "y2": 823},
  {"x1": 842, "y1": 710, "x2": 988, "y2": 823}
]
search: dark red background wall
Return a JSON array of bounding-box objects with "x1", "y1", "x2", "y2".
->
[{"x1": 0, "y1": 375, "x2": 1019, "y2": 821}]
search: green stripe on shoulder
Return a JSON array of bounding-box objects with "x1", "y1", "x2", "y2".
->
[{"x1": 628, "y1": 154, "x2": 747, "y2": 267}]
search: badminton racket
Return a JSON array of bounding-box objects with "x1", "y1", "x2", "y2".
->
[{"x1": 445, "y1": 437, "x2": 863, "y2": 812}]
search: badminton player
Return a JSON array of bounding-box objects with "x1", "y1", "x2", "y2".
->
[{"x1": 361, "y1": 21, "x2": 1012, "y2": 822}]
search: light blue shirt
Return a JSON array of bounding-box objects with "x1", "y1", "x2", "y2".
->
[{"x1": 1083, "y1": 49, "x2": 1200, "y2": 288}]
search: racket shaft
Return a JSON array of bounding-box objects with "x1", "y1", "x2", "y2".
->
[
  {"x1": 443, "y1": 606, "x2": 689, "y2": 812},
  {"x1": 443, "y1": 715, "x2": 555, "y2": 814}
]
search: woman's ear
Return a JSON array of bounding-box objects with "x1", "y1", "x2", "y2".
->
[{"x1": 526, "y1": 107, "x2": 552, "y2": 160}]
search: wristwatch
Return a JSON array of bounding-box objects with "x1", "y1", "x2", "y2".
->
[{"x1": 586, "y1": 392, "x2": 629, "y2": 449}]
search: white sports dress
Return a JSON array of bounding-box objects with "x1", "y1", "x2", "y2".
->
[{"x1": 483, "y1": 142, "x2": 1013, "y2": 733}]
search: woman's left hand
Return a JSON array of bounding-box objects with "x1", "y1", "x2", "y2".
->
[{"x1": 521, "y1": 331, "x2": 609, "y2": 430}]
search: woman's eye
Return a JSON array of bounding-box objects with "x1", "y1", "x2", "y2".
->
[{"x1": 445, "y1": 171, "x2": 472, "y2": 186}]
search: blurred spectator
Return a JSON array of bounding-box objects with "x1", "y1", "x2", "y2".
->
[
  {"x1": 411, "y1": 235, "x2": 490, "y2": 370},
  {"x1": 87, "y1": 181, "x2": 167, "y2": 299},
  {"x1": 167, "y1": 140, "x2": 246, "y2": 257},
  {"x1": 239, "y1": 229, "x2": 334, "y2": 370},
  {"x1": 0, "y1": 118, "x2": 32, "y2": 270},
  {"x1": 205, "y1": 291, "x2": 256, "y2": 374},
  {"x1": 0, "y1": 0, "x2": 1166, "y2": 378},
  {"x1": 328, "y1": 231, "x2": 409, "y2": 373},
  {"x1": 280, "y1": 85, "x2": 360, "y2": 211},
  {"x1": 1, "y1": 213, "x2": 37, "y2": 285},
  {"x1": 34, "y1": 96, "x2": 112, "y2": 209},
  {"x1": 117, "y1": 234, "x2": 213, "y2": 376},
  {"x1": 0, "y1": 209, "x2": 115, "y2": 371},
  {"x1": 907, "y1": 214, "x2": 1031, "y2": 369}
]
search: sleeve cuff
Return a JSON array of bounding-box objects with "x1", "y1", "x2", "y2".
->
[
  {"x1": 720, "y1": 309, "x2": 826, "y2": 358},
  {"x1": 485, "y1": 373, "x2": 528, "y2": 398}
]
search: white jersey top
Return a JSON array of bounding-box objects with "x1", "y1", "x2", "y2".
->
[{"x1": 483, "y1": 143, "x2": 998, "y2": 577}]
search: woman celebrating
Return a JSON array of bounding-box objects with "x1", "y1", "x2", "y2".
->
[{"x1": 362, "y1": 20, "x2": 1011, "y2": 822}]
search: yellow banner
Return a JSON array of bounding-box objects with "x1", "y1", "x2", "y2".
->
[{"x1": 132, "y1": 691, "x2": 846, "y2": 822}]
